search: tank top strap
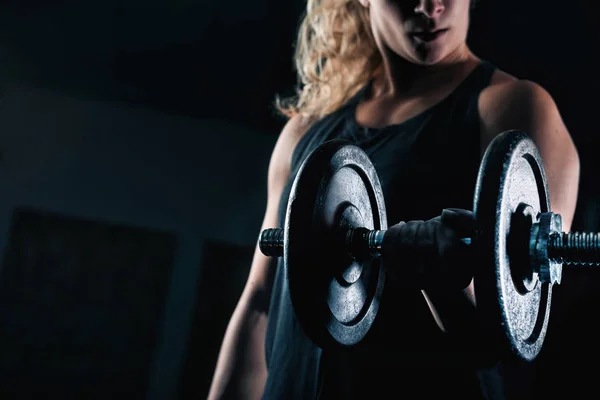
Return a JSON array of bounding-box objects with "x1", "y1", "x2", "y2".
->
[
  {"x1": 289, "y1": 85, "x2": 373, "y2": 170},
  {"x1": 450, "y1": 59, "x2": 497, "y2": 141},
  {"x1": 448, "y1": 60, "x2": 497, "y2": 109}
]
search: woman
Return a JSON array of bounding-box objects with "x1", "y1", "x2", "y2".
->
[{"x1": 208, "y1": 0, "x2": 580, "y2": 398}]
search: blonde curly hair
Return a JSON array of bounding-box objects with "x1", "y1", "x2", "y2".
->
[{"x1": 275, "y1": 0, "x2": 382, "y2": 121}]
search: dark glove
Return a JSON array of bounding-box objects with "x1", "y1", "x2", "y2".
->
[{"x1": 381, "y1": 208, "x2": 475, "y2": 290}]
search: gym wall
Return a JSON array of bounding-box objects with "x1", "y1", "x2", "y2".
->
[{"x1": 0, "y1": 80, "x2": 274, "y2": 399}]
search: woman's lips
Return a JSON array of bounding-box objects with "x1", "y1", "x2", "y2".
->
[{"x1": 411, "y1": 29, "x2": 449, "y2": 43}]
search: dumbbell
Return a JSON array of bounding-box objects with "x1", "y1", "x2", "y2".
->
[{"x1": 258, "y1": 130, "x2": 600, "y2": 361}]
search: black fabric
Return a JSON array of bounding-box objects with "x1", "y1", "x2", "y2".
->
[{"x1": 263, "y1": 61, "x2": 520, "y2": 400}]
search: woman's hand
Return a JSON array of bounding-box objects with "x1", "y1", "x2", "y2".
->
[{"x1": 381, "y1": 208, "x2": 476, "y2": 290}]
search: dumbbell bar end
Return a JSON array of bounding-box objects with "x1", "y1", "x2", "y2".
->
[{"x1": 259, "y1": 228, "x2": 285, "y2": 257}]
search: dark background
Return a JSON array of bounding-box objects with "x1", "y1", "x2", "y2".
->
[{"x1": 0, "y1": 0, "x2": 596, "y2": 398}]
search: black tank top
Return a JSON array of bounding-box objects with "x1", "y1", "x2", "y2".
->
[{"x1": 263, "y1": 61, "x2": 510, "y2": 400}]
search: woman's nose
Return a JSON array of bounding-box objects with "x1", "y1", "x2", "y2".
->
[{"x1": 414, "y1": 0, "x2": 445, "y2": 19}]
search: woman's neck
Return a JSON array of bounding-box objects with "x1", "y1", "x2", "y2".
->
[{"x1": 372, "y1": 46, "x2": 479, "y2": 100}]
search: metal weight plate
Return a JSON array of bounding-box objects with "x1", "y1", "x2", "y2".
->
[
  {"x1": 473, "y1": 130, "x2": 552, "y2": 361},
  {"x1": 285, "y1": 139, "x2": 387, "y2": 348}
]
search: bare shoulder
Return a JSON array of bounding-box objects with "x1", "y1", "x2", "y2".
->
[
  {"x1": 267, "y1": 114, "x2": 316, "y2": 193},
  {"x1": 479, "y1": 70, "x2": 557, "y2": 128},
  {"x1": 477, "y1": 69, "x2": 572, "y2": 151},
  {"x1": 279, "y1": 113, "x2": 316, "y2": 145}
]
